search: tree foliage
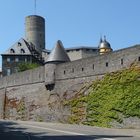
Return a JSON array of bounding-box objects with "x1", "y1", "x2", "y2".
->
[{"x1": 17, "y1": 62, "x2": 39, "y2": 72}]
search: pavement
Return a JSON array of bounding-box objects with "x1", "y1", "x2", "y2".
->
[{"x1": 0, "y1": 119, "x2": 140, "y2": 140}]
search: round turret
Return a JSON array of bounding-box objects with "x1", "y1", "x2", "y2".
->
[
  {"x1": 25, "y1": 15, "x2": 45, "y2": 54},
  {"x1": 99, "y1": 36, "x2": 112, "y2": 54},
  {"x1": 46, "y1": 40, "x2": 70, "y2": 64}
]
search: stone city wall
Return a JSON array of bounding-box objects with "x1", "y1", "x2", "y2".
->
[
  {"x1": 0, "y1": 45, "x2": 139, "y2": 127},
  {"x1": 54, "y1": 45, "x2": 140, "y2": 94},
  {"x1": 0, "y1": 66, "x2": 45, "y2": 89}
]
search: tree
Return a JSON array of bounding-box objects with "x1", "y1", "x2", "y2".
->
[{"x1": 17, "y1": 62, "x2": 39, "y2": 72}]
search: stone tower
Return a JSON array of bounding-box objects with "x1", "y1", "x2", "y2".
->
[{"x1": 25, "y1": 15, "x2": 45, "y2": 54}]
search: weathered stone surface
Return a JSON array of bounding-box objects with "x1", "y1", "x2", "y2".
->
[
  {"x1": 111, "y1": 117, "x2": 140, "y2": 129},
  {"x1": 0, "y1": 45, "x2": 140, "y2": 128}
]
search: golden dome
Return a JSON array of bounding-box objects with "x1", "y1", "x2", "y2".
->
[{"x1": 99, "y1": 36, "x2": 112, "y2": 54}]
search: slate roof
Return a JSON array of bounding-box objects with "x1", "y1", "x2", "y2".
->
[
  {"x1": 2, "y1": 38, "x2": 32, "y2": 55},
  {"x1": 46, "y1": 40, "x2": 70, "y2": 63}
]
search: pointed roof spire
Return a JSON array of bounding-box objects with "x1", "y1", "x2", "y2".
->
[
  {"x1": 100, "y1": 36, "x2": 103, "y2": 43},
  {"x1": 46, "y1": 40, "x2": 70, "y2": 63},
  {"x1": 104, "y1": 35, "x2": 106, "y2": 41}
]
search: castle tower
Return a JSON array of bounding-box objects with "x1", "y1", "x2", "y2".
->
[
  {"x1": 25, "y1": 15, "x2": 45, "y2": 54},
  {"x1": 45, "y1": 40, "x2": 70, "y2": 90},
  {"x1": 98, "y1": 36, "x2": 112, "y2": 55},
  {"x1": 46, "y1": 40, "x2": 70, "y2": 64}
]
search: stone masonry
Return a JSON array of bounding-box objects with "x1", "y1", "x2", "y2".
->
[{"x1": 0, "y1": 44, "x2": 140, "y2": 127}]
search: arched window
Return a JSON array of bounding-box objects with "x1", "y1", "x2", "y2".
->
[
  {"x1": 18, "y1": 42, "x2": 22, "y2": 46},
  {"x1": 10, "y1": 48, "x2": 15, "y2": 53},
  {"x1": 20, "y1": 49, "x2": 25, "y2": 54}
]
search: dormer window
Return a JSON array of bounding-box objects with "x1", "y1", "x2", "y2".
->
[
  {"x1": 10, "y1": 48, "x2": 15, "y2": 53},
  {"x1": 20, "y1": 49, "x2": 25, "y2": 54},
  {"x1": 18, "y1": 42, "x2": 22, "y2": 46}
]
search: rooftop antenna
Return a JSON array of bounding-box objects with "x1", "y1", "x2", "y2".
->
[{"x1": 34, "y1": 0, "x2": 37, "y2": 15}]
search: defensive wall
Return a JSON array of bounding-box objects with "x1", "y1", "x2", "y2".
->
[
  {"x1": 53, "y1": 44, "x2": 140, "y2": 94},
  {"x1": 0, "y1": 66, "x2": 45, "y2": 89},
  {"x1": 0, "y1": 45, "x2": 140, "y2": 125},
  {"x1": 0, "y1": 44, "x2": 140, "y2": 90}
]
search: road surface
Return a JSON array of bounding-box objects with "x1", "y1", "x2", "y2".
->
[{"x1": 0, "y1": 120, "x2": 139, "y2": 140}]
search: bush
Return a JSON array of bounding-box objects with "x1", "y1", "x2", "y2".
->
[{"x1": 18, "y1": 62, "x2": 39, "y2": 72}]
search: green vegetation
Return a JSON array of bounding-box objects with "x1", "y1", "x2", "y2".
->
[
  {"x1": 36, "y1": 115, "x2": 43, "y2": 122},
  {"x1": 65, "y1": 65, "x2": 140, "y2": 127},
  {"x1": 17, "y1": 62, "x2": 39, "y2": 72},
  {"x1": 17, "y1": 98, "x2": 26, "y2": 120}
]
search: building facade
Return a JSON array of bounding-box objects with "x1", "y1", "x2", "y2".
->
[{"x1": 1, "y1": 38, "x2": 43, "y2": 76}]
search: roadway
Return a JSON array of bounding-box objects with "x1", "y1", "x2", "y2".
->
[{"x1": 0, "y1": 120, "x2": 139, "y2": 140}]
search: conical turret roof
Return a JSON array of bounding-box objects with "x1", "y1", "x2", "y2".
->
[{"x1": 46, "y1": 40, "x2": 70, "y2": 63}]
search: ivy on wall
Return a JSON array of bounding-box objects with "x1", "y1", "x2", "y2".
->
[{"x1": 64, "y1": 64, "x2": 140, "y2": 127}]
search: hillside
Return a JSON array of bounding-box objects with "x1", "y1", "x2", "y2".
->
[{"x1": 64, "y1": 64, "x2": 140, "y2": 128}]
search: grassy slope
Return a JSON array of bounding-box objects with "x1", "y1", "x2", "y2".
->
[{"x1": 64, "y1": 65, "x2": 140, "y2": 127}]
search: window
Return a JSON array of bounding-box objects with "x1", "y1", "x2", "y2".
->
[
  {"x1": 64, "y1": 70, "x2": 66, "y2": 74},
  {"x1": 7, "y1": 58, "x2": 10, "y2": 62},
  {"x1": 138, "y1": 57, "x2": 140, "y2": 61},
  {"x1": 106, "y1": 62, "x2": 108, "y2": 67},
  {"x1": 20, "y1": 49, "x2": 25, "y2": 54},
  {"x1": 93, "y1": 64, "x2": 94, "y2": 70},
  {"x1": 7, "y1": 68, "x2": 11, "y2": 76},
  {"x1": 25, "y1": 58, "x2": 27, "y2": 62},
  {"x1": 121, "y1": 59, "x2": 123, "y2": 65},
  {"x1": 18, "y1": 42, "x2": 22, "y2": 46},
  {"x1": 10, "y1": 48, "x2": 15, "y2": 53},
  {"x1": 15, "y1": 58, "x2": 19, "y2": 62},
  {"x1": 82, "y1": 68, "x2": 84, "y2": 71}
]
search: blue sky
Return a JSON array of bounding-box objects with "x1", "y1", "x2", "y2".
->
[{"x1": 0, "y1": 0, "x2": 140, "y2": 66}]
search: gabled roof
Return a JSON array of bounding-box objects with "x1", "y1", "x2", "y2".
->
[
  {"x1": 46, "y1": 40, "x2": 70, "y2": 63},
  {"x1": 2, "y1": 38, "x2": 31, "y2": 55}
]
